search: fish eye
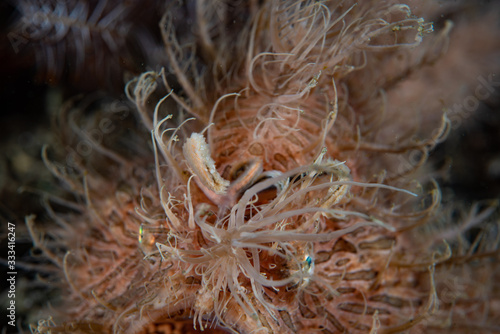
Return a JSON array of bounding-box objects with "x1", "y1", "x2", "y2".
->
[{"x1": 229, "y1": 161, "x2": 250, "y2": 181}]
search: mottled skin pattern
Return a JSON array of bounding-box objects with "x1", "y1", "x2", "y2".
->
[{"x1": 25, "y1": 1, "x2": 499, "y2": 334}]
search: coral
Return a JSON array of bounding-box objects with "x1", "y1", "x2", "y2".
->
[
  {"x1": 6, "y1": 0, "x2": 164, "y2": 91},
  {"x1": 11, "y1": 0, "x2": 500, "y2": 333}
]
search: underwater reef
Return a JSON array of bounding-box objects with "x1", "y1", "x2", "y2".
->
[{"x1": 1, "y1": 0, "x2": 500, "y2": 333}]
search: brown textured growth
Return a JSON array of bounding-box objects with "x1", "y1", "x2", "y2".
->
[{"x1": 26, "y1": 1, "x2": 499, "y2": 334}]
